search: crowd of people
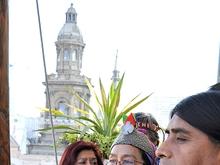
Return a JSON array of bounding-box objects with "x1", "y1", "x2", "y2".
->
[{"x1": 59, "y1": 83, "x2": 220, "y2": 165}]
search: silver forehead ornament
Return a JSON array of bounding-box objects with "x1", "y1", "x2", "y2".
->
[{"x1": 121, "y1": 121, "x2": 134, "y2": 135}]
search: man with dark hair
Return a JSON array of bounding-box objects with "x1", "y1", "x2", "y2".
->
[{"x1": 156, "y1": 90, "x2": 220, "y2": 165}]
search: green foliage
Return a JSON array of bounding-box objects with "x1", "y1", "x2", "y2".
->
[
  {"x1": 59, "y1": 132, "x2": 116, "y2": 158},
  {"x1": 65, "y1": 73, "x2": 152, "y2": 136},
  {"x1": 39, "y1": 73, "x2": 151, "y2": 158}
]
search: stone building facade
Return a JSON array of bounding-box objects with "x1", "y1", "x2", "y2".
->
[{"x1": 27, "y1": 4, "x2": 91, "y2": 155}]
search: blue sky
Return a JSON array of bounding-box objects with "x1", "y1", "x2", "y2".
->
[{"x1": 9, "y1": 0, "x2": 219, "y2": 119}]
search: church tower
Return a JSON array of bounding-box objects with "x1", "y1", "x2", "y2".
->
[
  {"x1": 111, "y1": 50, "x2": 120, "y2": 87},
  {"x1": 27, "y1": 3, "x2": 91, "y2": 155},
  {"x1": 42, "y1": 4, "x2": 90, "y2": 124},
  {"x1": 56, "y1": 3, "x2": 84, "y2": 78}
]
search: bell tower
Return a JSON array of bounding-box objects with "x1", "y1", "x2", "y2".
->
[
  {"x1": 56, "y1": 3, "x2": 84, "y2": 79},
  {"x1": 42, "y1": 3, "x2": 90, "y2": 124}
]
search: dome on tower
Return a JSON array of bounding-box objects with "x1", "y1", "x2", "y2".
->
[{"x1": 57, "y1": 3, "x2": 84, "y2": 45}]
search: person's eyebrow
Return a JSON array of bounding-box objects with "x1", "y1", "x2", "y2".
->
[
  {"x1": 109, "y1": 154, "x2": 117, "y2": 157},
  {"x1": 122, "y1": 154, "x2": 136, "y2": 159},
  {"x1": 109, "y1": 154, "x2": 136, "y2": 159},
  {"x1": 165, "y1": 127, "x2": 191, "y2": 135}
]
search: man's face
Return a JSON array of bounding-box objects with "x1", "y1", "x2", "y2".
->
[
  {"x1": 156, "y1": 115, "x2": 220, "y2": 165},
  {"x1": 109, "y1": 144, "x2": 144, "y2": 165}
]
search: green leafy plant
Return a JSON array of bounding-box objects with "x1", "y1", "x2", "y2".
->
[
  {"x1": 39, "y1": 73, "x2": 152, "y2": 158},
  {"x1": 59, "y1": 132, "x2": 115, "y2": 158}
]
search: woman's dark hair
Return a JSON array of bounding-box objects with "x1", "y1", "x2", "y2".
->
[
  {"x1": 170, "y1": 91, "x2": 220, "y2": 144},
  {"x1": 59, "y1": 140, "x2": 103, "y2": 165},
  {"x1": 134, "y1": 112, "x2": 161, "y2": 146}
]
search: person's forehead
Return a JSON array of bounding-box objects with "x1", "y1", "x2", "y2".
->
[
  {"x1": 167, "y1": 115, "x2": 198, "y2": 135},
  {"x1": 110, "y1": 144, "x2": 140, "y2": 158},
  {"x1": 78, "y1": 150, "x2": 96, "y2": 158}
]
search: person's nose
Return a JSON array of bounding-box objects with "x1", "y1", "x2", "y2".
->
[
  {"x1": 86, "y1": 161, "x2": 90, "y2": 165},
  {"x1": 155, "y1": 140, "x2": 172, "y2": 159},
  {"x1": 117, "y1": 160, "x2": 123, "y2": 165},
  {"x1": 86, "y1": 160, "x2": 92, "y2": 165}
]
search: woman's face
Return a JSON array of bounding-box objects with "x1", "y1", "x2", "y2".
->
[{"x1": 75, "y1": 150, "x2": 98, "y2": 165}]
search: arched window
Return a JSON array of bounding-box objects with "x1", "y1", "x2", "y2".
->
[
  {"x1": 72, "y1": 15, "x2": 76, "y2": 22},
  {"x1": 58, "y1": 101, "x2": 69, "y2": 115},
  {"x1": 71, "y1": 50, "x2": 76, "y2": 61},
  {"x1": 64, "y1": 49, "x2": 70, "y2": 61},
  {"x1": 57, "y1": 54, "x2": 60, "y2": 61}
]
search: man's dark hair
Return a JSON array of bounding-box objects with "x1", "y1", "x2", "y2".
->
[{"x1": 170, "y1": 91, "x2": 220, "y2": 144}]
